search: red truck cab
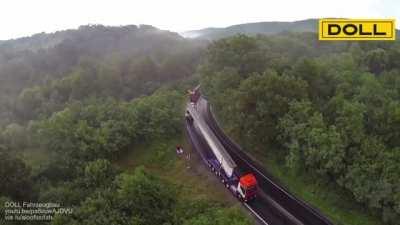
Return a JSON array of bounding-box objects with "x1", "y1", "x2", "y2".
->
[{"x1": 237, "y1": 173, "x2": 257, "y2": 201}]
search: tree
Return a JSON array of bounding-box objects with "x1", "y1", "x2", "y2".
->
[
  {"x1": 52, "y1": 189, "x2": 135, "y2": 225},
  {"x1": 83, "y1": 159, "x2": 116, "y2": 188},
  {"x1": 291, "y1": 58, "x2": 339, "y2": 107},
  {"x1": 15, "y1": 86, "x2": 44, "y2": 120},
  {"x1": 206, "y1": 35, "x2": 266, "y2": 76},
  {"x1": 116, "y1": 167, "x2": 177, "y2": 225},
  {"x1": 0, "y1": 147, "x2": 33, "y2": 200},
  {"x1": 1, "y1": 123, "x2": 28, "y2": 150},
  {"x1": 233, "y1": 71, "x2": 308, "y2": 147},
  {"x1": 364, "y1": 48, "x2": 389, "y2": 74}
]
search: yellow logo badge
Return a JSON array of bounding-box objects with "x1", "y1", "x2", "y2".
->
[{"x1": 319, "y1": 19, "x2": 396, "y2": 41}]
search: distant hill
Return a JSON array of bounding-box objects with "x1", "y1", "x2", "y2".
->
[
  {"x1": 182, "y1": 19, "x2": 318, "y2": 40},
  {"x1": 0, "y1": 30, "x2": 74, "y2": 51},
  {"x1": 0, "y1": 24, "x2": 188, "y2": 52},
  {"x1": 0, "y1": 24, "x2": 206, "y2": 124}
]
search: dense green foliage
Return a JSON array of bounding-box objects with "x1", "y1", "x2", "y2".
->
[
  {"x1": 36, "y1": 90, "x2": 183, "y2": 165},
  {"x1": 201, "y1": 34, "x2": 400, "y2": 224},
  {"x1": 52, "y1": 168, "x2": 175, "y2": 225}
]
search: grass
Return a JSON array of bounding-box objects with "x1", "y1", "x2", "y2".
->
[
  {"x1": 245, "y1": 147, "x2": 383, "y2": 225},
  {"x1": 115, "y1": 135, "x2": 238, "y2": 204}
]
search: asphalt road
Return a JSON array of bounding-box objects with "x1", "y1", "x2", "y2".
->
[{"x1": 185, "y1": 103, "x2": 289, "y2": 225}]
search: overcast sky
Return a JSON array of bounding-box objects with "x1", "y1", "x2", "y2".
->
[{"x1": 0, "y1": 0, "x2": 398, "y2": 40}]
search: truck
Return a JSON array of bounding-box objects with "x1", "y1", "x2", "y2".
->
[
  {"x1": 188, "y1": 85, "x2": 201, "y2": 104},
  {"x1": 186, "y1": 98, "x2": 257, "y2": 202}
]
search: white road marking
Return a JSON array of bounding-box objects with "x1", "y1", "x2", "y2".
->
[{"x1": 244, "y1": 203, "x2": 270, "y2": 225}]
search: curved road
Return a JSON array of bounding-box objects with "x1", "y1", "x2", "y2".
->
[
  {"x1": 185, "y1": 116, "x2": 287, "y2": 225},
  {"x1": 186, "y1": 96, "x2": 335, "y2": 225}
]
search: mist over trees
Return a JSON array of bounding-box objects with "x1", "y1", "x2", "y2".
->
[
  {"x1": 0, "y1": 24, "x2": 205, "y2": 125},
  {"x1": 0, "y1": 25, "x2": 253, "y2": 225}
]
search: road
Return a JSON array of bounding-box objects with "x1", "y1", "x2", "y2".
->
[
  {"x1": 185, "y1": 96, "x2": 335, "y2": 225},
  {"x1": 185, "y1": 117, "x2": 287, "y2": 225}
]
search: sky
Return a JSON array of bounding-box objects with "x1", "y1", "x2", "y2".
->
[{"x1": 0, "y1": 0, "x2": 398, "y2": 40}]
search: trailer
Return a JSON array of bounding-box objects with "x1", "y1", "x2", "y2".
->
[{"x1": 186, "y1": 95, "x2": 257, "y2": 202}]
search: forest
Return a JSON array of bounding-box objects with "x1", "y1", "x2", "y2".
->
[
  {"x1": 0, "y1": 23, "x2": 399, "y2": 225},
  {"x1": 200, "y1": 34, "x2": 400, "y2": 224}
]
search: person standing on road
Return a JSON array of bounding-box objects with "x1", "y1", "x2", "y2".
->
[{"x1": 176, "y1": 145, "x2": 190, "y2": 168}]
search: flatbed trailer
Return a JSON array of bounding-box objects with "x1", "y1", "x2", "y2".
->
[{"x1": 186, "y1": 99, "x2": 257, "y2": 202}]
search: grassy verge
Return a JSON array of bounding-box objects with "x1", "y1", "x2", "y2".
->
[{"x1": 115, "y1": 135, "x2": 238, "y2": 204}]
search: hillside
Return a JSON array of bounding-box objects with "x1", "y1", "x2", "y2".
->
[
  {"x1": 183, "y1": 19, "x2": 400, "y2": 40},
  {"x1": 182, "y1": 19, "x2": 317, "y2": 39},
  {"x1": 0, "y1": 24, "x2": 192, "y2": 51},
  {"x1": 200, "y1": 34, "x2": 400, "y2": 225},
  {"x1": 0, "y1": 24, "x2": 206, "y2": 125},
  {"x1": 0, "y1": 24, "x2": 252, "y2": 225}
]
